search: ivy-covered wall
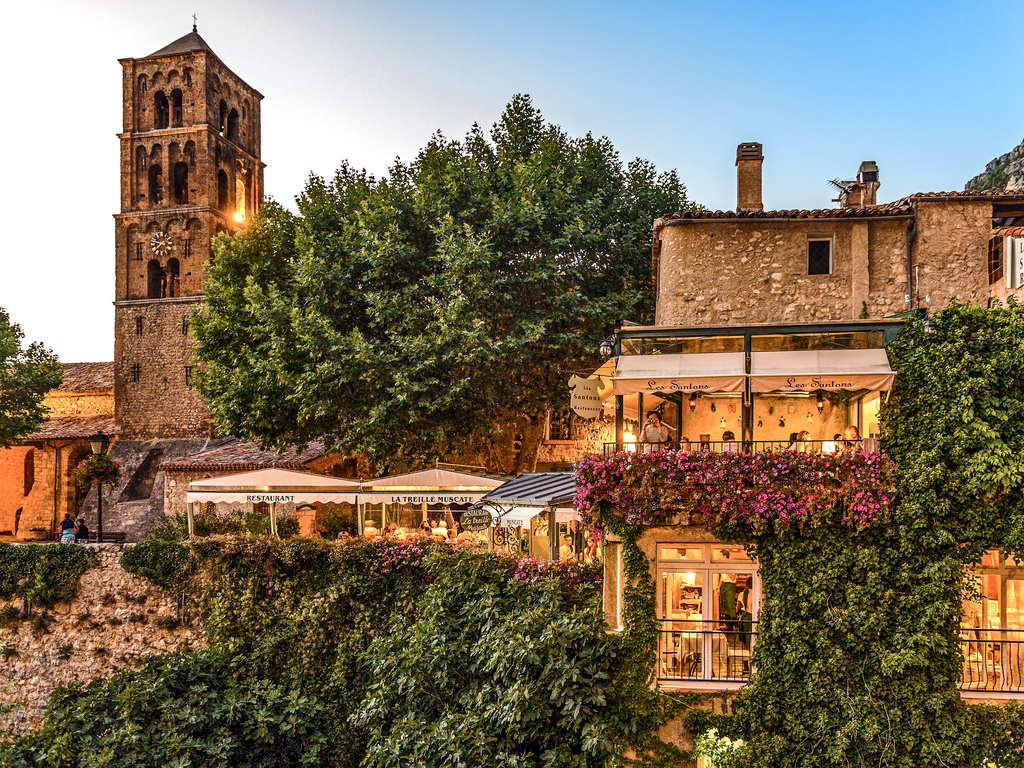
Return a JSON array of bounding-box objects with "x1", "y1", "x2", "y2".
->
[{"x1": 577, "y1": 301, "x2": 1024, "y2": 768}]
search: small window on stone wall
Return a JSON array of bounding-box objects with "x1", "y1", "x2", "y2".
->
[
  {"x1": 131, "y1": 362, "x2": 141, "y2": 383},
  {"x1": 135, "y1": 242, "x2": 143, "y2": 262},
  {"x1": 989, "y1": 237, "x2": 1004, "y2": 285},
  {"x1": 135, "y1": 317, "x2": 143, "y2": 336},
  {"x1": 808, "y1": 238, "x2": 832, "y2": 275},
  {"x1": 185, "y1": 366, "x2": 192, "y2": 387},
  {"x1": 182, "y1": 316, "x2": 189, "y2": 335}
]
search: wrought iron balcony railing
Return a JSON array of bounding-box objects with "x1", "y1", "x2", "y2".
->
[
  {"x1": 605, "y1": 439, "x2": 878, "y2": 457},
  {"x1": 960, "y1": 630, "x2": 1024, "y2": 692},
  {"x1": 658, "y1": 619, "x2": 757, "y2": 684}
]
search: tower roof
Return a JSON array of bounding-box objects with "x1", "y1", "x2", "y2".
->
[{"x1": 143, "y1": 29, "x2": 215, "y2": 59}]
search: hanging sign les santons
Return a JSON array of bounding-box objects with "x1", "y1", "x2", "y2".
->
[{"x1": 568, "y1": 375, "x2": 601, "y2": 420}]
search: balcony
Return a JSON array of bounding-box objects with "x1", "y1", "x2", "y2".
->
[
  {"x1": 656, "y1": 621, "x2": 1024, "y2": 695},
  {"x1": 658, "y1": 620, "x2": 756, "y2": 685},
  {"x1": 604, "y1": 439, "x2": 879, "y2": 457},
  {"x1": 960, "y1": 630, "x2": 1024, "y2": 693}
]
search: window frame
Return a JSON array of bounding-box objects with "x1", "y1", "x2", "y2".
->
[{"x1": 807, "y1": 236, "x2": 833, "y2": 276}]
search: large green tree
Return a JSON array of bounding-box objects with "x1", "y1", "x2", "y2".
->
[
  {"x1": 0, "y1": 308, "x2": 62, "y2": 449},
  {"x1": 193, "y1": 95, "x2": 694, "y2": 471}
]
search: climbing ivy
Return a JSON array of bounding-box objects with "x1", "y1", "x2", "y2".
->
[{"x1": 0, "y1": 543, "x2": 94, "y2": 609}]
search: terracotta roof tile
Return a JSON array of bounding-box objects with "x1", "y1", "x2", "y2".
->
[
  {"x1": 657, "y1": 190, "x2": 1024, "y2": 225},
  {"x1": 59, "y1": 363, "x2": 114, "y2": 392},
  {"x1": 23, "y1": 415, "x2": 115, "y2": 441},
  {"x1": 161, "y1": 440, "x2": 326, "y2": 470},
  {"x1": 992, "y1": 226, "x2": 1024, "y2": 237}
]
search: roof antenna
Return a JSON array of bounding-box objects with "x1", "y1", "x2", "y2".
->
[{"x1": 192, "y1": 14, "x2": 198, "y2": 32}]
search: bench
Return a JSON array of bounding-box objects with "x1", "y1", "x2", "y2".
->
[{"x1": 87, "y1": 532, "x2": 127, "y2": 544}]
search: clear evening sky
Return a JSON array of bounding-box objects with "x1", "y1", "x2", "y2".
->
[{"x1": 2, "y1": 0, "x2": 1020, "y2": 362}]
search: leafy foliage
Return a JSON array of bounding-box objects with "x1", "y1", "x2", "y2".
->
[
  {"x1": 1, "y1": 648, "x2": 329, "y2": 768},
  {"x1": 0, "y1": 307, "x2": 62, "y2": 449},
  {"x1": 355, "y1": 547, "x2": 612, "y2": 767},
  {"x1": 192, "y1": 95, "x2": 694, "y2": 471},
  {"x1": 145, "y1": 509, "x2": 301, "y2": 541},
  {"x1": 0, "y1": 543, "x2": 94, "y2": 609}
]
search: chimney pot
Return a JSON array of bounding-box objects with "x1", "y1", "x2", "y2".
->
[{"x1": 736, "y1": 142, "x2": 764, "y2": 212}]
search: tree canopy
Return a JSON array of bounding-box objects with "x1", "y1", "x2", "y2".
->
[
  {"x1": 193, "y1": 95, "x2": 694, "y2": 471},
  {"x1": 0, "y1": 308, "x2": 62, "y2": 449}
]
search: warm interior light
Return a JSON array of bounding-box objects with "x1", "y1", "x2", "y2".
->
[
  {"x1": 623, "y1": 431, "x2": 636, "y2": 443},
  {"x1": 233, "y1": 212, "x2": 244, "y2": 222},
  {"x1": 688, "y1": 393, "x2": 697, "y2": 412}
]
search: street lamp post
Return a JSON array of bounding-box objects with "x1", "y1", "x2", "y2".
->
[{"x1": 88, "y1": 431, "x2": 110, "y2": 543}]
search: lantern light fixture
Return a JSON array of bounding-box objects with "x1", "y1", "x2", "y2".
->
[
  {"x1": 89, "y1": 430, "x2": 110, "y2": 457},
  {"x1": 688, "y1": 393, "x2": 696, "y2": 412},
  {"x1": 923, "y1": 317, "x2": 937, "y2": 342},
  {"x1": 816, "y1": 392, "x2": 825, "y2": 413},
  {"x1": 599, "y1": 335, "x2": 616, "y2": 360}
]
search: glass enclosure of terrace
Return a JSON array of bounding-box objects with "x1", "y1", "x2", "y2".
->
[{"x1": 603, "y1": 320, "x2": 905, "y2": 455}]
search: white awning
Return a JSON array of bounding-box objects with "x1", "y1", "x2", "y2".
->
[
  {"x1": 480, "y1": 506, "x2": 581, "y2": 529},
  {"x1": 356, "y1": 492, "x2": 491, "y2": 505},
  {"x1": 612, "y1": 353, "x2": 746, "y2": 396},
  {"x1": 185, "y1": 467, "x2": 360, "y2": 504},
  {"x1": 749, "y1": 349, "x2": 895, "y2": 393}
]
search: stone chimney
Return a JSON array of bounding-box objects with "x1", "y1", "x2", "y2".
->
[
  {"x1": 836, "y1": 161, "x2": 880, "y2": 208},
  {"x1": 736, "y1": 142, "x2": 764, "y2": 212}
]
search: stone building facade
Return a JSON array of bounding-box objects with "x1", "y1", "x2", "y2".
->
[
  {"x1": 653, "y1": 143, "x2": 1024, "y2": 327},
  {"x1": 0, "y1": 363, "x2": 114, "y2": 540}
]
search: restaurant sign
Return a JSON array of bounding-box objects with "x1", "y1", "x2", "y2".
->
[
  {"x1": 384, "y1": 495, "x2": 476, "y2": 505},
  {"x1": 568, "y1": 375, "x2": 601, "y2": 420},
  {"x1": 459, "y1": 510, "x2": 493, "y2": 531},
  {"x1": 245, "y1": 494, "x2": 296, "y2": 503}
]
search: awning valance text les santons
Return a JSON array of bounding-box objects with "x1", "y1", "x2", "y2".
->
[
  {"x1": 749, "y1": 349, "x2": 894, "y2": 393},
  {"x1": 612, "y1": 353, "x2": 746, "y2": 395}
]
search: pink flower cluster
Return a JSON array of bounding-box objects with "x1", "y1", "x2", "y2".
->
[{"x1": 575, "y1": 449, "x2": 895, "y2": 536}]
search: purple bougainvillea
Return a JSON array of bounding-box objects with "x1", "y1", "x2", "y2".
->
[{"x1": 575, "y1": 449, "x2": 895, "y2": 536}]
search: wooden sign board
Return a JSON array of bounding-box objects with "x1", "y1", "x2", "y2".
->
[
  {"x1": 568, "y1": 374, "x2": 602, "y2": 420},
  {"x1": 460, "y1": 510, "x2": 492, "y2": 531}
]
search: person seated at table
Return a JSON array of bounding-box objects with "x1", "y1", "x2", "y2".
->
[
  {"x1": 842, "y1": 425, "x2": 861, "y2": 450},
  {"x1": 722, "y1": 430, "x2": 738, "y2": 453},
  {"x1": 417, "y1": 521, "x2": 433, "y2": 537},
  {"x1": 789, "y1": 430, "x2": 812, "y2": 453}
]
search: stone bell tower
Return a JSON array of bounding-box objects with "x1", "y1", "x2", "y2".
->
[{"x1": 113, "y1": 26, "x2": 264, "y2": 439}]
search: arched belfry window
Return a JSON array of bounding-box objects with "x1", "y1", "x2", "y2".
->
[
  {"x1": 227, "y1": 109, "x2": 239, "y2": 143},
  {"x1": 154, "y1": 91, "x2": 169, "y2": 129},
  {"x1": 217, "y1": 170, "x2": 229, "y2": 211},
  {"x1": 148, "y1": 164, "x2": 164, "y2": 204},
  {"x1": 147, "y1": 259, "x2": 164, "y2": 298},
  {"x1": 139, "y1": 74, "x2": 148, "y2": 93},
  {"x1": 166, "y1": 258, "x2": 180, "y2": 297},
  {"x1": 219, "y1": 100, "x2": 228, "y2": 135},
  {"x1": 173, "y1": 162, "x2": 189, "y2": 204},
  {"x1": 170, "y1": 89, "x2": 183, "y2": 127}
]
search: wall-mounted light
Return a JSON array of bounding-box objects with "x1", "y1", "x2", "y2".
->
[
  {"x1": 816, "y1": 392, "x2": 824, "y2": 413},
  {"x1": 923, "y1": 317, "x2": 937, "y2": 343},
  {"x1": 688, "y1": 393, "x2": 696, "y2": 412}
]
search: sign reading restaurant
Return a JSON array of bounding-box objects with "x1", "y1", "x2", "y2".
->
[{"x1": 246, "y1": 494, "x2": 296, "y2": 503}]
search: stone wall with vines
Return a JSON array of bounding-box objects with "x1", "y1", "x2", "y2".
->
[{"x1": 577, "y1": 300, "x2": 1024, "y2": 768}]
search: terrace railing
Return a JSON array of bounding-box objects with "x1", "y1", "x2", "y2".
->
[
  {"x1": 658, "y1": 619, "x2": 757, "y2": 684},
  {"x1": 604, "y1": 439, "x2": 879, "y2": 457},
  {"x1": 960, "y1": 630, "x2": 1024, "y2": 693}
]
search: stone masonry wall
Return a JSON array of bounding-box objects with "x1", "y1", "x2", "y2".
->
[
  {"x1": 0, "y1": 544, "x2": 204, "y2": 736},
  {"x1": 655, "y1": 200, "x2": 994, "y2": 327},
  {"x1": 114, "y1": 297, "x2": 210, "y2": 441}
]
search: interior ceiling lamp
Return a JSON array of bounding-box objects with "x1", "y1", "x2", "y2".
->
[
  {"x1": 816, "y1": 392, "x2": 825, "y2": 413},
  {"x1": 688, "y1": 393, "x2": 697, "y2": 412},
  {"x1": 599, "y1": 335, "x2": 616, "y2": 360}
]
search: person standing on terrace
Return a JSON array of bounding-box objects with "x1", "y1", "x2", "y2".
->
[{"x1": 641, "y1": 411, "x2": 669, "y2": 453}]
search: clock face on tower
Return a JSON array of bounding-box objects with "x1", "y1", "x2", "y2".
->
[{"x1": 150, "y1": 232, "x2": 172, "y2": 257}]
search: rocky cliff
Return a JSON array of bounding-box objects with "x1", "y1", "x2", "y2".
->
[{"x1": 966, "y1": 138, "x2": 1024, "y2": 192}]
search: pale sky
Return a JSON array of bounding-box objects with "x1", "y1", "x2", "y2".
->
[{"x1": 2, "y1": 0, "x2": 1021, "y2": 363}]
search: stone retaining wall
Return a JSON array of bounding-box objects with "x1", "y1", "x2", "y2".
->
[{"x1": 0, "y1": 544, "x2": 204, "y2": 736}]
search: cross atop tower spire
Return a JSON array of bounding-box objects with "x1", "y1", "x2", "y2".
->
[{"x1": 192, "y1": 14, "x2": 197, "y2": 32}]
